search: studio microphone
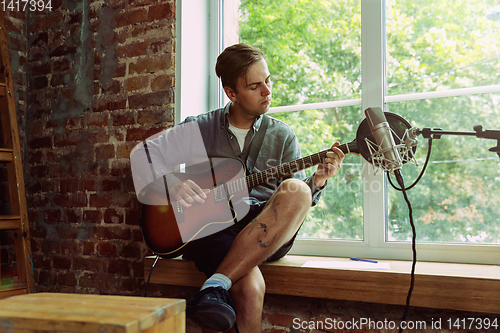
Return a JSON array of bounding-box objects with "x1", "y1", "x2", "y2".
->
[{"x1": 364, "y1": 107, "x2": 405, "y2": 187}]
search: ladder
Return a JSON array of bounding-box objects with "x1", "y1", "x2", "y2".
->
[{"x1": 0, "y1": 10, "x2": 34, "y2": 298}]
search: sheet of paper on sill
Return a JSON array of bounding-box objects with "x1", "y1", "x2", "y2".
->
[{"x1": 302, "y1": 260, "x2": 391, "y2": 270}]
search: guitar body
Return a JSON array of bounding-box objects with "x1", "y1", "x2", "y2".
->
[
  {"x1": 141, "y1": 157, "x2": 248, "y2": 257},
  {"x1": 140, "y1": 139, "x2": 361, "y2": 258}
]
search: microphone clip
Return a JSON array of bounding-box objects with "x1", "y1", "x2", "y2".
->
[{"x1": 364, "y1": 127, "x2": 418, "y2": 174}]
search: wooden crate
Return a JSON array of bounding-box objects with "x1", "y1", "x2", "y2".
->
[{"x1": 0, "y1": 293, "x2": 185, "y2": 333}]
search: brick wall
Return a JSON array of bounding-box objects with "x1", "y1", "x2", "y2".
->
[{"x1": 23, "y1": 0, "x2": 175, "y2": 295}]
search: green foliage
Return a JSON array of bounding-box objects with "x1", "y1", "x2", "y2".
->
[{"x1": 239, "y1": 0, "x2": 500, "y2": 244}]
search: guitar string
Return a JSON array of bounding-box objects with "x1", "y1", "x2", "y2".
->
[{"x1": 154, "y1": 196, "x2": 238, "y2": 256}]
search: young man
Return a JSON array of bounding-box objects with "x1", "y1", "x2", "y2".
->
[{"x1": 168, "y1": 44, "x2": 346, "y2": 332}]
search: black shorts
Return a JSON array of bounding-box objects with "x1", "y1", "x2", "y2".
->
[{"x1": 182, "y1": 202, "x2": 297, "y2": 277}]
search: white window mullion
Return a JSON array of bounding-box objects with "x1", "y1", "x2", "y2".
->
[
  {"x1": 361, "y1": 0, "x2": 387, "y2": 251},
  {"x1": 208, "y1": 0, "x2": 225, "y2": 110}
]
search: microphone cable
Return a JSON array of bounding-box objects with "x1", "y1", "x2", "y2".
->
[
  {"x1": 388, "y1": 138, "x2": 433, "y2": 192},
  {"x1": 395, "y1": 174, "x2": 417, "y2": 333}
]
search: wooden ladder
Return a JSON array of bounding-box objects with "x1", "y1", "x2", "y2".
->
[{"x1": 0, "y1": 10, "x2": 34, "y2": 298}]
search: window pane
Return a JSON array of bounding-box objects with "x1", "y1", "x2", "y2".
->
[
  {"x1": 386, "y1": 0, "x2": 500, "y2": 95},
  {"x1": 386, "y1": 93, "x2": 500, "y2": 244},
  {"x1": 271, "y1": 108, "x2": 363, "y2": 240},
  {"x1": 239, "y1": 0, "x2": 362, "y2": 106}
]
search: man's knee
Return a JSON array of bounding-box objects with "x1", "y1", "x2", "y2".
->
[
  {"x1": 231, "y1": 268, "x2": 266, "y2": 301},
  {"x1": 278, "y1": 178, "x2": 312, "y2": 205}
]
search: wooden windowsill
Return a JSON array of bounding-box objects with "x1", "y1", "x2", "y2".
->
[{"x1": 144, "y1": 255, "x2": 500, "y2": 314}]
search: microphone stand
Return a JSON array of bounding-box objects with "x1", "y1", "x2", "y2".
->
[{"x1": 418, "y1": 125, "x2": 500, "y2": 158}]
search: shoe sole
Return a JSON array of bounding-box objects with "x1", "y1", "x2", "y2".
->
[{"x1": 187, "y1": 302, "x2": 236, "y2": 332}]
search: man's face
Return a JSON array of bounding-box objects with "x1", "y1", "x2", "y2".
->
[{"x1": 229, "y1": 59, "x2": 272, "y2": 117}]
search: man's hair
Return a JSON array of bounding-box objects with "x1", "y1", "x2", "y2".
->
[{"x1": 215, "y1": 44, "x2": 265, "y2": 92}]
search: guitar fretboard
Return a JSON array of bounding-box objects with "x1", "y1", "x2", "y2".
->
[{"x1": 225, "y1": 142, "x2": 354, "y2": 196}]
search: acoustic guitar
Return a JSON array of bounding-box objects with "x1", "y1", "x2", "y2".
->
[{"x1": 141, "y1": 140, "x2": 359, "y2": 258}]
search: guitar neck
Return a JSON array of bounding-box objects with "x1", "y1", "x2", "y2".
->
[{"x1": 226, "y1": 141, "x2": 355, "y2": 195}]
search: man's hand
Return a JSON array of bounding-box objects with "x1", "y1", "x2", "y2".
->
[
  {"x1": 170, "y1": 179, "x2": 209, "y2": 208},
  {"x1": 314, "y1": 142, "x2": 345, "y2": 188}
]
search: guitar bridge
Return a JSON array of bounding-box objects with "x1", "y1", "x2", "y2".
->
[{"x1": 213, "y1": 183, "x2": 228, "y2": 203}]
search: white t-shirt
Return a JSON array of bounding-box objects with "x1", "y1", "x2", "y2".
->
[{"x1": 228, "y1": 124, "x2": 250, "y2": 152}]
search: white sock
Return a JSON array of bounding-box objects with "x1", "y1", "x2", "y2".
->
[{"x1": 200, "y1": 273, "x2": 232, "y2": 291}]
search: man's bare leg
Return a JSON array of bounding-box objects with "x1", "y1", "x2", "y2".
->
[
  {"x1": 216, "y1": 178, "x2": 312, "y2": 286},
  {"x1": 226, "y1": 267, "x2": 265, "y2": 333}
]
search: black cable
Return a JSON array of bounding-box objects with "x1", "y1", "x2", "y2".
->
[
  {"x1": 396, "y1": 175, "x2": 417, "y2": 333},
  {"x1": 388, "y1": 138, "x2": 433, "y2": 191},
  {"x1": 144, "y1": 255, "x2": 160, "y2": 297}
]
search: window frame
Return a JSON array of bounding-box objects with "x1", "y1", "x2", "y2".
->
[{"x1": 177, "y1": 0, "x2": 500, "y2": 265}]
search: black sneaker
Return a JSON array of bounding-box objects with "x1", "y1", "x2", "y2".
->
[{"x1": 186, "y1": 286, "x2": 237, "y2": 332}]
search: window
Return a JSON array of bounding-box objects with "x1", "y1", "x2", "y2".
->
[{"x1": 182, "y1": 0, "x2": 500, "y2": 264}]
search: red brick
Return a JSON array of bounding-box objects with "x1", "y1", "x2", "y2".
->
[
  {"x1": 96, "y1": 144, "x2": 115, "y2": 159},
  {"x1": 63, "y1": 208, "x2": 82, "y2": 224},
  {"x1": 30, "y1": 62, "x2": 51, "y2": 76},
  {"x1": 119, "y1": 243, "x2": 141, "y2": 258},
  {"x1": 98, "y1": 242, "x2": 117, "y2": 257},
  {"x1": 151, "y1": 75, "x2": 172, "y2": 92},
  {"x1": 125, "y1": 127, "x2": 164, "y2": 142},
  {"x1": 53, "y1": 58, "x2": 70, "y2": 72},
  {"x1": 30, "y1": 13, "x2": 64, "y2": 32},
  {"x1": 93, "y1": 225, "x2": 131, "y2": 241},
  {"x1": 117, "y1": 42, "x2": 148, "y2": 58},
  {"x1": 28, "y1": 136, "x2": 52, "y2": 149},
  {"x1": 128, "y1": 91, "x2": 172, "y2": 109},
  {"x1": 148, "y1": 3, "x2": 173, "y2": 21},
  {"x1": 127, "y1": 76, "x2": 148, "y2": 91},
  {"x1": 33, "y1": 254, "x2": 52, "y2": 270},
  {"x1": 129, "y1": 57, "x2": 171, "y2": 75},
  {"x1": 73, "y1": 257, "x2": 106, "y2": 271},
  {"x1": 53, "y1": 193, "x2": 88, "y2": 207},
  {"x1": 57, "y1": 271, "x2": 77, "y2": 286},
  {"x1": 38, "y1": 270, "x2": 56, "y2": 286},
  {"x1": 104, "y1": 208, "x2": 123, "y2": 224},
  {"x1": 110, "y1": 160, "x2": 130, "y2": 177},
  {"x1": 60, "y1": 178, "x2": 79, "y2": 193},
  {"x1": 93, "y1": 98, "x2": 127, "y2": 112},
  {"x1": 55, "y1": 225, "x2": 79, "y2": 239},
  {"x1": 60, "y1": 241, "x2": 79, "y2": 255},
  {"x1": 118, "y1": 277, "x2": 137, "y2": 291},
  {"x1": 108, "y1": 259, "x2": 131, "y2": 276},
  {"x1": 41, "y1": 239, "x2": 60, "y2": 254},
  {"x1": 101, "y1": 80, "x2": 121, "y2": 95},
  {"x1": 50, "y1": 45, "x2": 78, "y2": 57},
  {"x1": 28, "y1": 151, "x2": 44, "y2": 164},
  {"x1": 116, "y1": 143, "x2": 136, "y2": 159},
  {"x1": 30, "y1": 165, "x2": 49, "y2": 179},
  {"x1": 115, "y1": 9, "x2": 148, "y2": 28},
  {"x1": 88, "y1": 113, "x2": 108, "y2": 127},
  {"x1": 83, "y1": 210, "x2": 102, "y2": 224},
  {"x1": 83, "y1": 241, "x2": 95, "y2": 255},
  {"x1": 113, "y1": 64, "x2": 126, "y2": 78},
  {"x1": 53, "y1": 255, "x2": 72, "y2": 269},
  {"x1": 112, "y1": 112, "x2": 135, "y2": 126},
  {"x1": 54, "y1": 132, "x2": 81, "y2": 147},
  {"x1": 44, "y1": 209, "x2": 62, "y2": 224},
  {"x1": 87, "y1": 131, "x2": 111, "y2": 144},
  {"x1": 79, "y1": 272, "x2": 115, "y2": 290},
  {"x1": 102, "y1": 179, "x2": 121, "y2": 192},
  {"x1": 80, "y1": 178, "x2": 98, "y2": 191},
  {"x1": 126, "y1": 210, "x2": 142, "y2": 226},
  {"x1": 89, "y1": 192, "x2": 131, "y2": 208},
  {"x1": 149, "y1": 39, "x2": 173, "y2": 54}
]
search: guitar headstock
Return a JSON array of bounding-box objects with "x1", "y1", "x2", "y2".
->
[{"x1": 337, "y1": 140, "x2": 361, "y2": 156}]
